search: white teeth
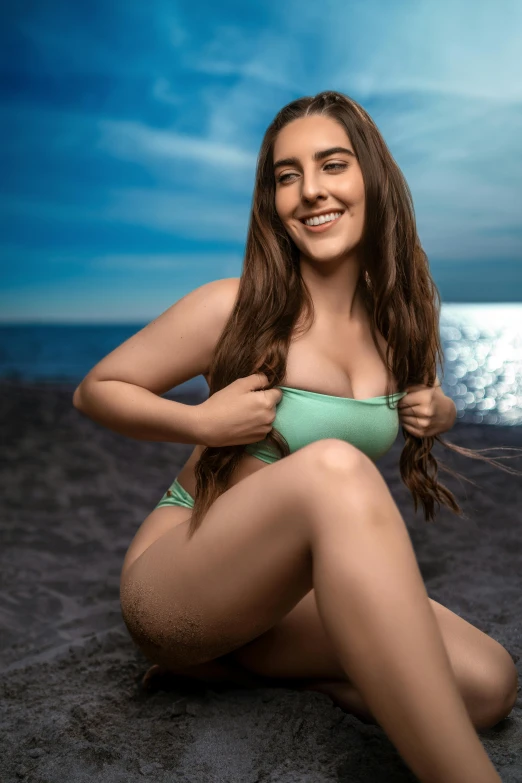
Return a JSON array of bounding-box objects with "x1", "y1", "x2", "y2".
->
[{"x1": 304, "y1": 211, "x2": 342, "y2": 226}]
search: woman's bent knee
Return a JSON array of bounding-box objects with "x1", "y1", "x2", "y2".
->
[{"x1": 296, "y1": 439, "x2": 375, "y2": 484}]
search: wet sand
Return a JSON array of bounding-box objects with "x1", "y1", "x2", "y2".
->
[{"x1": 1, "y1": 379, "x2": 521, "y2": 782}]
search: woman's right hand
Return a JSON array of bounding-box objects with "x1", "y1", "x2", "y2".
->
[{"x1": 195, "y1": 372, "x2": 283, "y2": 448}]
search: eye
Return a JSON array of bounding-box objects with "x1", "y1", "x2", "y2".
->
[
  {"x1": 277, "y1": 172, "x2": 297, "y2": 184},
  {"x1": 324, "y1": 162, "x2": 347, "y2": 172},
  {"x1": 277, "y1": 161, "x2": 348, "y2": 184}
]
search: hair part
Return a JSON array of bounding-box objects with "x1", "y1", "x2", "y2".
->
[{"x1": 187, "y1": 90, "x2": 522, "y2": 539}]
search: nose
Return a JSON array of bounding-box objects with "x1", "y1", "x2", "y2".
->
[{"x1": 301, "y1": 169, "x2": 328, "y2": 204}]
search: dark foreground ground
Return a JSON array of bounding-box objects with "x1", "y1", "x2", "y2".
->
[{"x1": 1, "y1": 380, "x2": 521, "y2": 783}]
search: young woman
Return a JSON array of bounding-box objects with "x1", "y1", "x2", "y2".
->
[{"x1": 74, "y1": 91, "x2": 521, "y2": 782}]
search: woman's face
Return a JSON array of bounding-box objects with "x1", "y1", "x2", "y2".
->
[{"x1": 273, "y1": 114, "x2": 365, "y2": 264}]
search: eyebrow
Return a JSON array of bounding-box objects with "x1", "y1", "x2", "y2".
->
[{"x1": 273, "y1": 146, "x2": 356, "y2": 170}]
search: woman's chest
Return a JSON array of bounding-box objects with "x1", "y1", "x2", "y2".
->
[
  {"x1": 190, "y1": 318, "x2": 398, "y2": 495},
  {"x1": 281, "y1": 318, "x2": 397, "y2": 400}
]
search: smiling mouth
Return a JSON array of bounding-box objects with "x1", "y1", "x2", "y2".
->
[{"x1": 300, "y1": 212, "x2": 344, "y2": 232}]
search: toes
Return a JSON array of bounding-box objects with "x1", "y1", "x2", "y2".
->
[
  {"x1": 141, "y1": 664, "x2": 166, "y2": 689},
  {"x1": 140, "y1": 659, "x2": 268, "y2": 690}
]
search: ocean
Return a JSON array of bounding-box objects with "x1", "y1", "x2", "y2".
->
[{"x1": 1, "y1": 303, "x2": 521, "y2": 426}]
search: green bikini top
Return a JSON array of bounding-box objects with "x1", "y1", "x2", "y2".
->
[{"x1": 244, "y1": 385, "x2": 407, "y2": 464}]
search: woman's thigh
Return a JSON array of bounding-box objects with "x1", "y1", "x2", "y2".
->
[
  {"x1": 121, "y1": 505, "x2": 191, "y2": 580},
  {"x1": 119, "y1": 439, "x2": 368, "y2": 670},
  {"x1": 229, "y1": 588, "x2": 518, "y2": 716},
  {"x1": 228, "y1": 587, "x2": 345, "y2": 679}
]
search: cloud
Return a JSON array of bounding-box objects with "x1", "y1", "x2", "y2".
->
[
  {"x1": 0, "y1": 189, "x2": 251, "y2": 243},
  {"x1": 0, "y1": 245, "x2": 243, "y2": 274},
  {"x1": 96, "y1": 118, "x2": 256, "y2": 169},
  {"x1": 88, "y1": 252, "x2": 242, "y2": 272},
  {"x1": 151, "y1": 77, "x2": 183, "y2": 106},
  {"x1": 2, "y1": 0, "x2": 521, "y2": 322},
  {"x1": 102, "y1": 187, "x2": 250, "y2": 241},
  {"x1": 0, "y1": 194, "x2": 102, "y2": 224},
  {"x1": 183, "y1": 25, "x2": 299, "y2": 92},
  {"x1": 321, "y1": 0, "x2": 522, "y2": 102}
]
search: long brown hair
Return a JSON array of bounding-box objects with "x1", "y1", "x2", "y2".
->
[{"x1": 188, "y1": 90, "x2": 522, "y2": 539}]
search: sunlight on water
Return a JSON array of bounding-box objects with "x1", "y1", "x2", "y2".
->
[{"x1": 440, "y1": 304, "x2": 522, "y2": 425}]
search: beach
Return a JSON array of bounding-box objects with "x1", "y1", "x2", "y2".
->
[{"x1": 1, "y1": 380, "x2": 521, "y2": 782}]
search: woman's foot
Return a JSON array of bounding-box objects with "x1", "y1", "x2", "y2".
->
[{"x1": 141, "y1": 659, "x2": 275, "y2": 690}]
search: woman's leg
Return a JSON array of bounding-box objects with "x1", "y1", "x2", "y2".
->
[
  {"x1": 228, "y1": 587, "x2": 517, "y2": 731},
  {"x1": 121, "y1": 439, "x2": 501, "y2": 782},
  {"x1": 303, "y1": 442, "x2": 501, "y2": 781}
]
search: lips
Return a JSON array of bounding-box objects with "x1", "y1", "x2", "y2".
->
[
  {"x1": 300, "y1": 212, "x2": 343, "y2": 233},
  {"x1": 298, "y1": 209, "x2": 344, "y2": 223}
]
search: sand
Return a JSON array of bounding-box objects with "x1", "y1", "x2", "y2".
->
[{"x1": 1, "y1": 379, "x2": 521, "y2": 782}]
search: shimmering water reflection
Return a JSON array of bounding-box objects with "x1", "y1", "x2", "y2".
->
[{"x1": 440, "y1": 304, "x2": 522, "y2": 426}]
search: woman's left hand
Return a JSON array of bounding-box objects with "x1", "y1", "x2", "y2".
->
[{"x1": 397, "y1": 382, "x2": 456, "y2": 438}]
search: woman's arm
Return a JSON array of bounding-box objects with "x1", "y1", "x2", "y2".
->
[
  {"x1": 73, "y1": 380, "x2": 204, "y2": 444},
  {"x1": 72, "y1": 277, "x2": 240, "y2": 444}
]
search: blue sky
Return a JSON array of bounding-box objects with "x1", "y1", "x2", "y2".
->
[{"x1": 1, "y1": 0, "x2": 522, "y2": 323}]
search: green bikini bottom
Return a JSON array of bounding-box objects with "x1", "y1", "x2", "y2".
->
[{"x1": 155, "y1": 477, "x2": 195, "y2": 510}]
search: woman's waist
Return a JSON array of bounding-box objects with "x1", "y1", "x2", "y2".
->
[{"x1": 175, "y1": 449, "x2": 268, "y2": 498}]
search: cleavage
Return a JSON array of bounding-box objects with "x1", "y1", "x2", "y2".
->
[{"x1": 282, "y1": 320, "x2": 394, "y2": 399}]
